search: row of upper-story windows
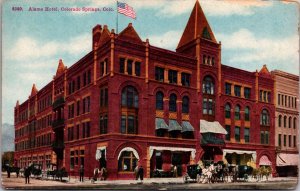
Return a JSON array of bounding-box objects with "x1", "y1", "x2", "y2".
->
[
  {"x1": 156, "y1": 91, "x2": 190, "y2": 114},
  {"x1": 225, "y1": 82, "x2": 251, "y2": 99},
  {"x1": 15, "y1": 133, "x2": 51, "y2": 151},
  {"x1": 16, "y1": 110, "x2": 28, "y2": 123},
  {"x1": 68, "y1": 70, "x2": 91, "y2": 95},
  {"x1": 225, "y1": 104, "x2": 250, "y2": 121},
  {"x1": 37, "y1": 95, "x2": 52, "y2": 113},
  {"x1": 67, "y1": 121, "x2": 91, "y2": 141},
  {"x1": 225, "y1": 125, "x2": 250, "y2": 143},
  {"x1": 278, "y1": 115, "x2": 297, "y2": 129},
  {"x1": 202, "y1": 55, "x2": 215, "y2": 66},
  {"x1": 15, "y1": 125, "x2": 28, "y2": 138},
  {"x1": 155, "y1": 67, "x2": 191, "y2": 87},
  {"x1": 259, "y1": 90, "x2": 271, "y2": 103},
  {"x1": 278, "y1": 93, "x2": 297, "y2": 109},
  {"x1": 119, "y1": 58, "x2": 141, "y2": 76},
  {"x1": 68, "y1": 96, "x2": 90, "y2": 119},
  {"x1": 278, "y1": 134, "x2": 297, "y2": 148},
  {"x1": 36, "y1": 114, "x2": 52, "y2": 131}
]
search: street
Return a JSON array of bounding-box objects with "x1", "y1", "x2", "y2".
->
[{"x1": 1, "y1": 172, "x2": 298, "y2": 190}]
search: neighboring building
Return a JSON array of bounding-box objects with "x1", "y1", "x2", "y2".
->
[
  {"x1": 14, "y1": 1, "x2": 277, "y2": 179},
  {"x1": 272, "y1": 70, "x2": 299, "y2": 177}
]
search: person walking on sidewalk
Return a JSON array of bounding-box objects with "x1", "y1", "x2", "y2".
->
[
  {"x1": 79, "y1": 165, "x2": 84, "y2": 182},
  {"x1": 138, "y1": 166, "x2": 144, "y2": 181},
  {"x1": 24, "y1": 167, "x2": 30, "y2": 184}
]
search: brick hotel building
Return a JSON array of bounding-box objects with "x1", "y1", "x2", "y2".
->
[{"x1": 14, "y1": 1, "x2": 294, "y2": 179}]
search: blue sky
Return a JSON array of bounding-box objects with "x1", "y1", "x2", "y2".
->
[{"x1": 2, "y1": 0, "x2": 299, "y2": 124}]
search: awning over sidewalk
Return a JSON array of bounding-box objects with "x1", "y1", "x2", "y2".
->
[
  {"x1": 155, "y1": 118, "x2": 169, "y2": 130},
  {"x1": 276, "y1": 153, "x2": 299, "y2": 166},
  {"x1": 169, "y1": 120, "x2": 182, "y2": 131},
  {"x1": 181, "y1": 121, "x2": 194, "y2": 132},
  {"x1": 95, "y1": 146, "x2": 106, "y2": 160},
  {"x1": 259, "y1": 155, "x2": 272, "y2": 166},
  {"x1": 223, "y1": 149, "x2": 257, "y2": 162},
  {"x1": 149, "y1": 146, "x2": 196, "y2": 160},
  {"x1": 200, "y1": 120, "x2": 227, "y2": 134}
]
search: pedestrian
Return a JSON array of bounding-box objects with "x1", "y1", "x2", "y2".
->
[
  {"x1": 79, "y1": 165, "x2": 84, "y2": 182},
  {"x1": 7, "y1": 167, "x2": 10, "y2": 178},
  {"x1": 24, "y1": 167, "x2": 30, "y2": 184},
  {"x1": 134, "y1": 165, "x2": 139, "y2": 180},
  {"x1": 138, "y1": 166, "x2": 144, "y2": 181},
  {"x1": 173, "y1": 165, "x2": 177, "y2": 177}
]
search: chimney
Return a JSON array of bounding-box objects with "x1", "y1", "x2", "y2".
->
[{"x1": 93, "y1": 25, "x2": 102, "y2": 50}]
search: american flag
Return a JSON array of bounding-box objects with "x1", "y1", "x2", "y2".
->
[{"x1": 117, "y1": 2, "x2": 136, "y2": 19}]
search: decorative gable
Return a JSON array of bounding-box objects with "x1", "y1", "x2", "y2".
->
[
  {"x1": 30, "y1": 84, "x2": 38, "y2": 97},
  {"x1": 98, "y1": 25, "x2": 111, "y2": 47},
  {"x1": 56, "y1": 59, "x2": 66, "y2": 77},
  {"x1": 118, "y1": 23, "x2": 143, "y2": 45}
]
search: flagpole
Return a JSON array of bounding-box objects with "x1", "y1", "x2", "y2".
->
[{"x1": 116, "y1": 1, "x2": 118, "y2": 34}]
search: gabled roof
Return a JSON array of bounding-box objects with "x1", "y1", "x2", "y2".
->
[
  {"x1": 98, "y1": 25, "x2": 111, "y2": 47},
  {"x1": 259, "y1": 64, "x2": 270, "y2": 75},
  {"x1": 30, "y1": 84, "x2": 38, "y2": 96},
  {"x1": 118, "y1": 23, "x2": 143, "y2": 44},
  {"x1": 56, "y1": 59, "x2": 65, "y2": 77},
  {"x1": 177, "y1": 0, "x2": 217, "y2": 49}
]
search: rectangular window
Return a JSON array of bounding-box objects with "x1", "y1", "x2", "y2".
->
[
  {"x1": 278, "y1": 94, "x2": 280, "y2": 105},
  {"x1": 225, "y1": 83, "x2": 231, "y2": 95},
  {"x1": 203, "y1": 98, "x2": 207, "y2": 114},
  {"x1": 77, "y1": 76, "x2": 81, "y2": 90},
  {"x1": 288, "y1": 135, "x2": 291, "y2": 147},
  {"x1": 244, "y1": 128, "x2": 250, "y2": 143},
  {"x1": 121, "y1": 115, "x2": 126, "y2": 134},
  {"x1": 135, "y1": 62, "x2": 141, "y2": 76},
  {"x1": 119, "y1": 58, "x2": 125, "y2": 73},
  {"x1": 87, "y1": 97, "x2": 90, "y2": 112},
  {"x1": 155, "y1": 67, "x2": 164, "y2": 82},
  {"x1": 278, "y1": 134, "x2": 281, "y2": 147},
  {"x1": 265, "y1": 131, "x2": 269, "y2": 145},
  {"x1": 127, "y1": 59, "x2": 133, "y2": 75},
  {"x1": 284, "y1": 135, "x2": 286, "y2": 146},
  {"x1": 127, "y1": 115, "x2": 135, "y2": 134},
  {"x1": 260, "y1": 131, "x2": 264, "y2": 144},
  {"x1": 225, "y1": 125, "x2": 230, "y2": 141},
  {"x1": 181, "y1": 73, "x2": 190, "y2": 87},
  {"x1": 267, "y1": 92, "x2": 271, "y2": 103},
  {"x1": 82, "y1": 123, "x2": 86, "y2": 138},
  {"x1": 244, "y1": 87, "x2": 251, "y2": 99},
  {"x1": 82, "y1": 98, "x2": 86, "y2": 114},
  {"x1": 289, "y1": 96, "x2": 291, "y2": 107},
  {"x1": 76, "y1": 125, "x2": 80, "y2": 140},
  {"x1": 77, "y1": 101, "x2": 80, "y2": 116},
  {"x1": 86, "y1": 122, "x2": 90, "y2": 138},
  {"x1": 234, "y1": 85, "x2": 241, "y2": 97},
  {"x1": 72, "y1": 80, "x2": 75, "y2": 93},
  {"x1": 168, "y1": 70, "x2": 178, "y2": 84},
  {"x1": 68, "y1": 82, "x2": 72, "y2": 95},
  {"x1": 235, "y1": 126, "x2": 240, "y2": 142},
  {"x1": 293, "y1": 136, "x2": 296, "y2": 147},
  {"x1": 70, "y1": 151, "x2": 74, "y2": 169},
  {"x1": 260, "y1": 90, "x2": 263, "y2": 101},
  {"x1": 100, "y1": 61, "x2": 104, "y2": 76}
]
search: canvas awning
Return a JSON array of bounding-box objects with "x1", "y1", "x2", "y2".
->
[
  {"x1": 200, "y1": 120, "x2": 227, "y2": 134},
  {"x1": 149, "y1": 146, "x2": 196, "y2": 160},
  {"x1": 117, "y1": 147, "x2": 140, "y2": 160},
  {"x1": 155, "y1": 118, "x2": 169, "y2": 130},
  {"x1": 169, "y1": 120, "x2": 182, "y2": 131},
  {"x1": 276, "y1": 153, "x2": 299, "y2": 166},
  {"x1": 259, "y1": 155, "x2": 272, "y2": 166},
  {"x1": 181, "y1": 121, "x2": 194, "y2": 132},
  {"x1": 223, "y1": 149, "x2": 257, "y2": 162},
  {"x1": 95, "y1": 146, "x2": 106, "y2": 160}
]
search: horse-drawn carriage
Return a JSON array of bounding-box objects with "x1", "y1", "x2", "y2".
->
[{"x1": 46, "y1": 163, "x2": 68, "y2": 181}]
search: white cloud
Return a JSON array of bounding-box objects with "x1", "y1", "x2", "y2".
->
[
  {"x1": 8, "y1": 33, "x2": 91, "y2": 61},
  {"x1": 217, "y1": 29, "x2": 299, "y2": 73},
  {"x1": 144, "y1": 30, "x2": 182, "y2": 50}
]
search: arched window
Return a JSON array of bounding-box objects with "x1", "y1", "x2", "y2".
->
[
  {"x1": 121, "y1": 86, "x2": 138, "y2": 108},
  {"x1": 121, "y1": 86, "x2": 139, "y2": 134},
  {"x1": 169, "y1": 94, "x2": 177, "y2": 112},
  {"x1": 289, "y1": 117, "x2": 292, "y2": 128},
  {"x1": 182, "y1": 96, "x2": 189, "y2": 114},
  {"x1": 202, "y1": 76, "x2": 214, "y2": 95},
  {"x1": 235, "y1": 105, "x2": 241, "y2": 120},
  {"x1": 156, "y1": 91, "x2": 164, "y2": 110},
  {"x1": 294, "y1": 117, "x2": 297, "y2": 129},
  {"x1": 118, "y1": 151, "x2": 137, "y2": 172},
  {"x1": 245, "y1": 106, "x2": 250, "y2": 121},
  {"x1": 278, "y1": 115, "x2": 282, "y2": 127},
  {"x1": 225, "y1": 103, "x2": 231, "y2": 118},
  {"x1": 260, "y1": 109, "x2": 270, "y2": 126},
  {"x1": 284, "y1": 116, "x2": 287, "y2": 128}
]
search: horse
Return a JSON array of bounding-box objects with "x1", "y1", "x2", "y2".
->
[{"x1": 2, "y1": 164, "x2": 20, "y2": 178}]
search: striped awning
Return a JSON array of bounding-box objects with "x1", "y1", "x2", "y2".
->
[
  {"x1": 169, "y1": 120, "x2": 182, "y2": 131},
  {"x1": 155, "y1": 118, "x2": 169, "y2": 130},
  {"x1": 276, "y1": 154, "x2": 299, "y2": 166},
  {"x1": 259, "y1": 155, "x2": 272, "y2": 166},
  {"x1": 181, "y1": 121, "x2": 194, "y2": 132}
]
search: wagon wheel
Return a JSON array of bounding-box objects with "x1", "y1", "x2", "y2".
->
[{"x1": 183, "y1": 174, "x2": 188, "y2": 183}]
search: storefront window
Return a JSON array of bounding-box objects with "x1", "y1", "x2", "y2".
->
[{"x1": 118, "y1": 151, "x2": 137, "y2": 172}]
